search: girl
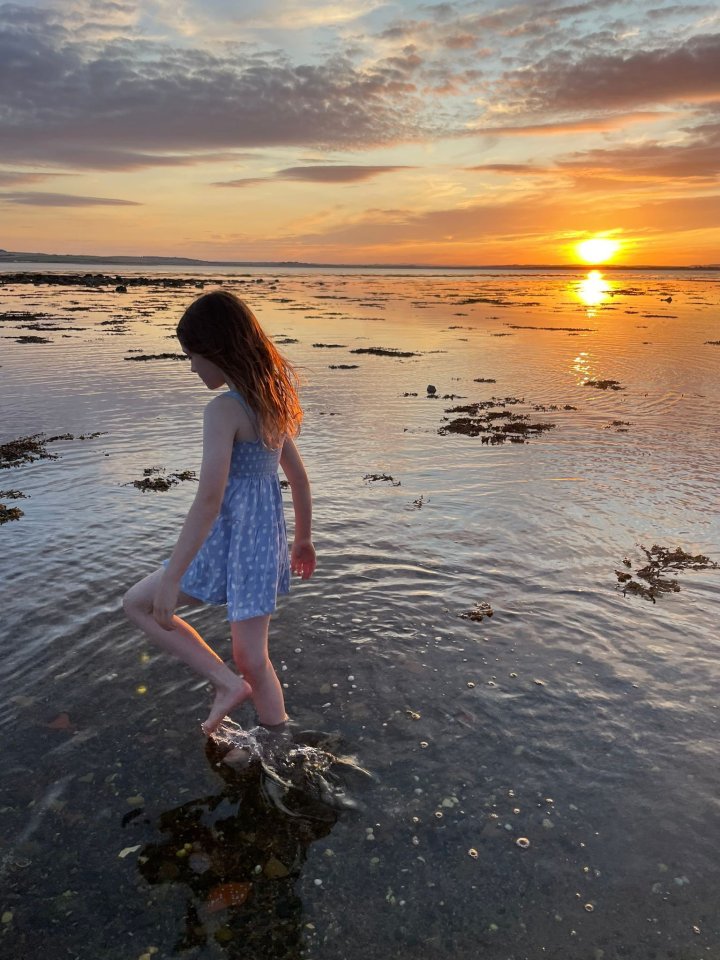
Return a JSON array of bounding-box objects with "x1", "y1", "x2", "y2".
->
[{"x1": 123, "y1": 290, "x2": 316, "y2": 736}]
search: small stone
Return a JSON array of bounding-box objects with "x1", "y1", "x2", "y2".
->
[
  {"x1": 468, "y1": 848, "x2": 478, "y2": 859},
  {"x1": 420, "y1": 741, "x2": 429, "y2": 748},
  {"x1": 467, "y1": 681, "x2": 476, "y2": 688},
  {"x1": 118, "y1": 845, "x2": 141, "y2": 859},
  {"x1": 126, "y1": 795, "x2": 144, "y2": 807},
  {"x1": 584, "y1": 903, "x2": 594, "y2": 912},
  {"x1": 313, "y1": 878, "x2": 323, "y2": 886},
  {"x1": 515, "y1": 837, "x2": 530, "y2": 849},
  {"x1": 264, "y1": 857, "x2": 290, "y2": 879},
  {"x1": 1, "y1": 912, "x2": 13, "y2": 924}
]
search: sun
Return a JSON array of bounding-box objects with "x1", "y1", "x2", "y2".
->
[{"x1": 576, "y1": 237, "x2": 621, "y2": 264}]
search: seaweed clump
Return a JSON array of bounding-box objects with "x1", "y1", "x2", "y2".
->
[
  {"x1": 439, "y1": 398, "x2": 554, "y2": 444},
  {"x1": 350, "y1": 347, "x2": 419, "y2": 358},
  {"x1": 363, "y1": 473, "x2": 401, "y2": 486},
  {"x1": 0, "y1": 489, "x2": 27, "y2": 524},
  {"x1": 125, "y1": 467, "x2": 198, "y2": 492},
  {"x1": 616, "y1": 545, "x2": 719, "y2": 602},
  {"x1": 0, "y1": 432, "x2": 104, "y2": 469},
  {"x1": 584, "y1": 379, "x2": 624, "y2": 391},
  {"x1": 459, "y1": 602, "x2": 494, "y2": 622},
  {"x1": 124, "y1": 353, "x2": 188, "y2": 362}
]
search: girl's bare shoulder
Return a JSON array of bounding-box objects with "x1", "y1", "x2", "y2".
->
[{"x1": 206, "y1": 391, "x2": 257, "y2": 443}]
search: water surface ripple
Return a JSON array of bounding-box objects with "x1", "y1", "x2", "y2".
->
[{"x1": 1, "y1": 268, "x2": 718, "y2": 959}]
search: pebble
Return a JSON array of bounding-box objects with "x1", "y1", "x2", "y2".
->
[
  {"x1": 584, "y1": 903, "x2": 594, "y2": 912},
  {"x1": 313, "y1": 878, "x2": 323, "y2": 886},
  {"x1": 1, "y1": 912, "x2": 13, "y2": 925},
  {"x1": 468, "y1": 848, "x2": 478, "y2": 859},
  {"x1": 515, "y1": 837, "x2": 530, "y2": 849}
]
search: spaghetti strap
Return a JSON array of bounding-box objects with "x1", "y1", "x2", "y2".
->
[{"x1": 227, "y1": 388, "x2": 254, "y2": 417}]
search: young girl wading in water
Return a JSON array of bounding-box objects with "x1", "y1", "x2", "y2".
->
[{"x1": 123, "y1": 291, "x2": 316, "y2": 735}]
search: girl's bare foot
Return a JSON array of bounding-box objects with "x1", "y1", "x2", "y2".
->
[{"x1": 202, "y1": 678, "x2": 252, "y2": 735}]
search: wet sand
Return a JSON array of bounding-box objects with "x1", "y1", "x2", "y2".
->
[{"x1": 1, "y1": 266, "x2": 719, "y2": 959}]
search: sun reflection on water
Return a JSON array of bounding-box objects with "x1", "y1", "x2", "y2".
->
[
  {"x1": 572, "y1": 350, "x2": 593, "y2": 386},
  {"x1": 576, "y1": 270, "x2": 613, "y2": 314}
]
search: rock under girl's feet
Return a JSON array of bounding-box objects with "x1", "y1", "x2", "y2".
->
[{"x1": 202, "y1": 678, "x2": 252, "y2": 735}]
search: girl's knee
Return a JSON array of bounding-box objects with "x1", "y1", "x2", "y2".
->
[
  {"x1": 122, "y1": 583, "x2": 149, "y2": 620},
  {"x1": 234, "y1": 649, "x2": 272, "y2": 681}
]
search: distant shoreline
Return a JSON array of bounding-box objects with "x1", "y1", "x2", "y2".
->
[{"x1": 0, "y1": 250, "x2": 717, "y2": 271}]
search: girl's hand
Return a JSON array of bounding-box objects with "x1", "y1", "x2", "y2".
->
[
  {"x1": 291, "y1": 539, "x2": 316, "y2": 580},
  {"x1": 153, "y1": 575, "x2": 179, "y2": 631}
]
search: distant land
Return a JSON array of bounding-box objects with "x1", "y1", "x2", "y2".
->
[{"x1": 0, "y1": 248, "x2": 717, "y2": 271}]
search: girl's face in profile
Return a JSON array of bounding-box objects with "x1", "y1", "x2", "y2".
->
[{"x1": 182, "y1": 348, "x2": 226, "y2": 390}]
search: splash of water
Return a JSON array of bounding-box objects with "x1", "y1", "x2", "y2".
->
[{"x1": 208, "y1": 720, "x2": 372, "y2": 817}]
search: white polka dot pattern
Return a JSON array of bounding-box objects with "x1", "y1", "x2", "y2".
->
[{"x1": 164, "y1": 390, "x2": 290, "y2": 621}]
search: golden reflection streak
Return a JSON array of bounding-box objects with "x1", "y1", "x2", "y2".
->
[{"x1": 576, "y1": 270, "x2": 613, "y2": 315}]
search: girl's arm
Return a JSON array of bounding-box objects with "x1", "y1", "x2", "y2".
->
[
  {"x1": 280, "y1": 437, "x2": 316, "y2": 580},
  {"x1": 154, "y1": 400, "x2": 235, "y2": 627}
]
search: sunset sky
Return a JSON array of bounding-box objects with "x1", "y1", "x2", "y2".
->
[{"x1": 1, "y1": 0, "x2": 719, "y2": 265}]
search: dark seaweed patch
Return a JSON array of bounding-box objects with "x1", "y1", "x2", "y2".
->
[
  {"x1": 329, "y1": 364, "x2": 359, "y2": 369},
  {"x1": 0, "y1": 487, "x2": 28, "y2": 522},
  {"x1": 0, "y1": 503, "x2": 23, "y2": 524},
  {"x1": 584, "y1": 379, "x2": 624, "y2": 391},
  {"x1": 312, "y1": 343, "x2": 347, "y2": 348},
  {"x1": 124, "y1": 353, "x2": 188, "y2": 361},
  {"x1": 506, "y1": 324, "x2": 594, "y2": 332},
  {"x1": 14, "y1": 335, "x2": 52, "y2": 343},
  {"x1": 363, "y1": 473, "x2": 401, "y2": 486},
  {"x1": 350, "y1": 347, "x2": 419, "y2": 358},
  {"x1": 439, "y1": 397, "x2": 554, "y2": 443},
  {"x1": 0, "y1": 311, "x2": 51, "y2": 323},
  {"x1": 0, "y1": 432, "x2": 105, "y2": 469},
  {"x1": 125, "y1": 467, "x2": 198, "y2": 492},
  {"x1": 459, "y1": 602, "x2": 494, "y2": 622},
  {"x1": 616, "y1": 545, "x2": 719, "y2": 602}
]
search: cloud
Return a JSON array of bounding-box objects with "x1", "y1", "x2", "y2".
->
[
  {"x1": 561, "y1": 140, "x2": 720, "y2": 181},
  {"x1": 474, "y1": 112, "x2": 672, "y2": 136},
  {"x1": 0, "y1": 170, "x2": 73, "y2": 186},
  {"x1": 215, "y1": 165, "x2": 413, "y2": 187},
  {"x1": 497, "y1": 32, "x2": 720, "y2": 114},
  {"x1": 0, "y1": 10, "x2": 427, "y2": 169},
  {"x1": 466, "y1": 163, "x2": 544, "y2": 174},
  {"x1": 0, "y1": 192, "x2": 141, "y2": 206}
]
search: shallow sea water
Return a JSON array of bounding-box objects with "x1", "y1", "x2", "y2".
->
[{"x1": 1, "y1": 267, "x2": 719, "y2": 960}]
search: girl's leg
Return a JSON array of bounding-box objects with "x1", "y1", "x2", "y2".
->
[
  {"x1": 231, "y1": 615, "x2": 287, "y2": 727},
  {"x1": 123, "y1": 568, "x2": 250, "y2": 734}
]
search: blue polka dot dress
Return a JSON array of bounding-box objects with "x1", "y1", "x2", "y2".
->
[{"x1": 168, "y1": 390, "x2": 290, "y2": 621}]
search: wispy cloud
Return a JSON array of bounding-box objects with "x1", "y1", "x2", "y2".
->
[
  {"x1": 0, "y1": 170, "x2": 73, "y2": 186},
  {"x1": 0, "y1": 192, "x2": 141, "y2": 206},
  {"x1": 215, "y1": 165, "x2": 414, "y2": 187}
]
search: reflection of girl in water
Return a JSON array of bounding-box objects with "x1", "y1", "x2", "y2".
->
[
  {"x1": 123, "y1": 291, "x2": 316, "y2": 735},
  {"x1": 137, "y1": 738, "x2": 337, "y2": 955}
]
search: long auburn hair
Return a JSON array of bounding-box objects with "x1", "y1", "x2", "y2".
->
[{"x1": 177, "y1": 290, "x2": 302, "y2": 448}]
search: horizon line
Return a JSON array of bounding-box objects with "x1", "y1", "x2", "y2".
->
[{"x1": 0, "y1": 249, "x2": 718, "y2": 272}]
